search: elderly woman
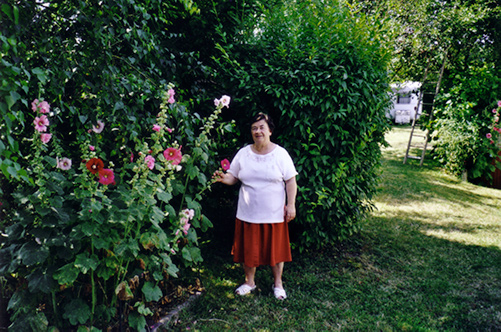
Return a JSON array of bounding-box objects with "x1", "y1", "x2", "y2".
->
[{"x1": 214, "y1": 112, "x2": 297, "y2": 300}]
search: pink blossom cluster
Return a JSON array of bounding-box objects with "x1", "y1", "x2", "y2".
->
[
  {"x1": 32, "y1": 98, "x2": 73, "y2": 170},
  {"x1": 486, "y1": 101, "x2": 501, "y2": 145},
  {"x1": 167, "y1": 88, "x2": 176, "y2": 104},
  {"x1": 32, "y1": 99, "x2": 51, "y2": 137},
  {"x1": 213, "y1": 95, "x2": 231, "y2": 109},
  {"x1": 152, "y1": 124, "x2": 173, "y2": 133},
  {"x1": 178, "y1": 208, "x2": 195, "y2": 235}
]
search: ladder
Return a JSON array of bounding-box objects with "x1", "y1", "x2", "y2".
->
[{"x1": 403, "y1": 50, "x2": 448, "y2": 166}]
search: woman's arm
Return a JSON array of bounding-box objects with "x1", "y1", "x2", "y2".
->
[
  {"x1": 213, "y1": 170, "x2": 239, "y2": 186},
  {"x1": 284, "y1": 176, "x2": 297, "y2": 223}
]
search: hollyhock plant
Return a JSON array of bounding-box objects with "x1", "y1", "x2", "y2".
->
[
  {"x1": 41, "y1": 133, "x2": 52, "y2": 144},
  {"x1": 86, "y1": 158, "x2": 104, "y2": 174},
  {"x1": 34, "y1": 115, "x2": 49, "y2": 132},
  {"x1": 4, "y1": 88, "x2": 232, "y2": 330},
  {"x1": 163, "y1": 147, "x2": 182, "y2": 165}
]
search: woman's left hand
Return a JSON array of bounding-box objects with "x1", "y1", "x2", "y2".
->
[{"x1": 284, "y1": 204, "x2": 296, "y2": 223}]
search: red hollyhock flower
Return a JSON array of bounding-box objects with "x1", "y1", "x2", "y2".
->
[
  {"x1": 98, "y1": 169, "x2": 115, "y2": 185},
  {"x1": 86, "y1": 158, "x2": 104, "y2": 174}
]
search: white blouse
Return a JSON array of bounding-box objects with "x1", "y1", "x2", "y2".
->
[{"x1": 228, "y1": 144, "x2": 298, "y2": 224}]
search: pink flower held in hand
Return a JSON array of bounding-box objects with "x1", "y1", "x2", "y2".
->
[
  {"x1": 34, "y1": 115, "x2": 49, "y2": 132},
  {"x1": 163, "y1": 147, "x2": 182, "y2": 165},
  {"x1": 92, "y1": 120, "x2": 105, "y2": 133},
  {"x1": 57, "y1": 157, "x2": 72, "y2": 170},
  {"x1": 221, "y1": 159, "x2": 230, "y2": 171},
  {"x1": 153, "y1": 124, "x2": 161, "y2": 132},
  {"x1": 486, "y1": 133, "x2": 492, "y2": 139},
  {"x1": 145, "y1": 155, "x2": 155, "y2": 170},
  {"x1": 98, "y1": 169, "x2": 115, "y2": 185},
  {"x1": 40, "y1": 133, "x2": 52, "y2": 144}
]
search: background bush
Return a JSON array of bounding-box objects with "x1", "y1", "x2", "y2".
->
[{"x1": 212, "y1": 0, "x2": 392, "y2": 249}]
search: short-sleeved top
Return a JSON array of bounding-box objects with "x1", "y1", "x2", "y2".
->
[{"x1": 228, "y1": 144, "x2": 298, "y2": 224}]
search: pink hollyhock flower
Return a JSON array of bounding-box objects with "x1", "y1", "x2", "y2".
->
[
  {"x1": 498, "y1": 100, "x2": 501, "y2": 107},
  {"x1": 163, "y1": 147, "x2": 182, "y2": 165},
  {"x1": 92, "y1": 120, "x2": 105, "y2": 133},
  {"x1": 181, "y1": 209, "x2": 195, "y2": 220},
  {"x1": 221, "y1": 159, "x2": 230, "y2": 171},
  {"x1": 98, "y1": 168, "x2": 115, "y2": 185},
  {"x1": 145, "y1": 155, "x2": 155, "y2": 170},
  {"x1": 34, "y1": 115, "x2": 49, "y2": 132},
  {"x1": 486, "y1": 133, "x2": 492, "y2": 139},
  {"x1": 56, "y1": 157, "x2": 72, "y2": 170},
  {"x1": 166, "y1": 127, "x2": 173, "y2": 133},
  {"x1": 214, "y1": 98, "x2": 220, "y2": 107},
  {"x1": 40, "y1": 133, "x2": 52, "y2": 144},
  {"x1": 38, "y1": 101, "x2": 50, "y2": 114},
  {"x1": 220, "y1": 95, "x2": 231, "y2": 108},
  {"x1": 153, "y1": 124, "x2": 161, "y2": 132},
  {"x1": 182, "y1": 223, "x2": 191, "y2": 235},
  {"x1": 168, "y1": 96, "x2": 175, "y2": 104},
  {"x1": 168, "y1": 88, "x2": 175, "y2": 97},
  {"x1": 130, "y1": 152, "x2": 134, "y2": 163},
  {"x1": 89, "y1": 145, "x2": 95, "y2": 151},
  {"x1": 493, "y1": 109, "x2": 498, "y2": 114},
  {"x1": 31, "y1": 99, "x2": 39, "y2": 112}
]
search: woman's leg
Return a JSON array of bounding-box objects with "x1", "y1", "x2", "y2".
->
[
  {"x1": 271, "y1": 262, "x2": 284, "y2": 289},
  {"x1": 244, "y1": 265, "x2": 257, "y2": 287}
]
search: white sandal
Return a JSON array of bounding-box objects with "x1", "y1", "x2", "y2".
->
[
  {"x1": 272, "y1": 286, "x2": 287, "y2": 300},
  {"x1": 235, "y1": 284, "x2": 256, "y2": 296}
]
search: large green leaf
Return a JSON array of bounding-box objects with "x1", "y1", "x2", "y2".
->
[{"x1": 141, "y1": 281, "x2": 163, "y2": 302}]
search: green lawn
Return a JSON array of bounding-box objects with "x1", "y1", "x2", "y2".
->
[{"x1": 162, "y1": 126, "x2": 501, "y2": 331}]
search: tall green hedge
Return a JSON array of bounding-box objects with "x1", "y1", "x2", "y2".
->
[{"x1": 213, "y1": 0, "x2": 392, "y2": 249}]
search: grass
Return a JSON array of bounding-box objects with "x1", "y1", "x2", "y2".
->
[{"x1": 162, "y1": 126, "x2": 501, "y2": 331}]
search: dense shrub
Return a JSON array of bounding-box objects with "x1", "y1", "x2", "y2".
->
[
  {"x1": 431, "y1": 64, "x2": 501, "y2": 182},
  {"x1": 213, "y1": 0, "x2": 392, "y2": 249}
]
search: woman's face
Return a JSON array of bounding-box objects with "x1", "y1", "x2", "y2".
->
[{"x1": 251, "y1": 119, "x2": 272, "y2": 144}]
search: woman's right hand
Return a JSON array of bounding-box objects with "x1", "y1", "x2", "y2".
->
[{"x1": 212, "y1": 170, "x2": 238, "y2": 185}]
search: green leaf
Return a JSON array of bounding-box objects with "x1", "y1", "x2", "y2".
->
[
  {"x1": 63, "y1": 298, "x2": 91, "y2": 326},
  {"x1": 27, "y1": 268, "x2": 55, "y2": 293},
  {"x1": 54, "y1": 263, "x2": 80, "y2": 285},
  {"x1": 156, "y1": 190, "x2": 172, "y2": 203},
  {"x1": 128, "y1": 311, "x2": 147, "y2": 332},
  {"x1": 75, "y1": 252, "x2": 99, "y2": 274},
  {"x1": 141, "y1": 281, "x2": 163, "y2": 302},
  {"x1": 19, "y1": 242, "x2": 49, "y2": 266}
]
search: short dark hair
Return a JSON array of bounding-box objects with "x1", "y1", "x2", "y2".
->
[{"x1": 250, "y1": 112, "x2": 275, "y2": 132}]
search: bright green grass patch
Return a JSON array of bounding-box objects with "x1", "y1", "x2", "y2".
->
[{"x1": 161, "y1": 126, "x2": 501, "y2": 331}]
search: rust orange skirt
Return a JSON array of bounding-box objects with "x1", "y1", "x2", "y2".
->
[{"x1": 231, "y1": 218, "x2": 292, "y2": 267}]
